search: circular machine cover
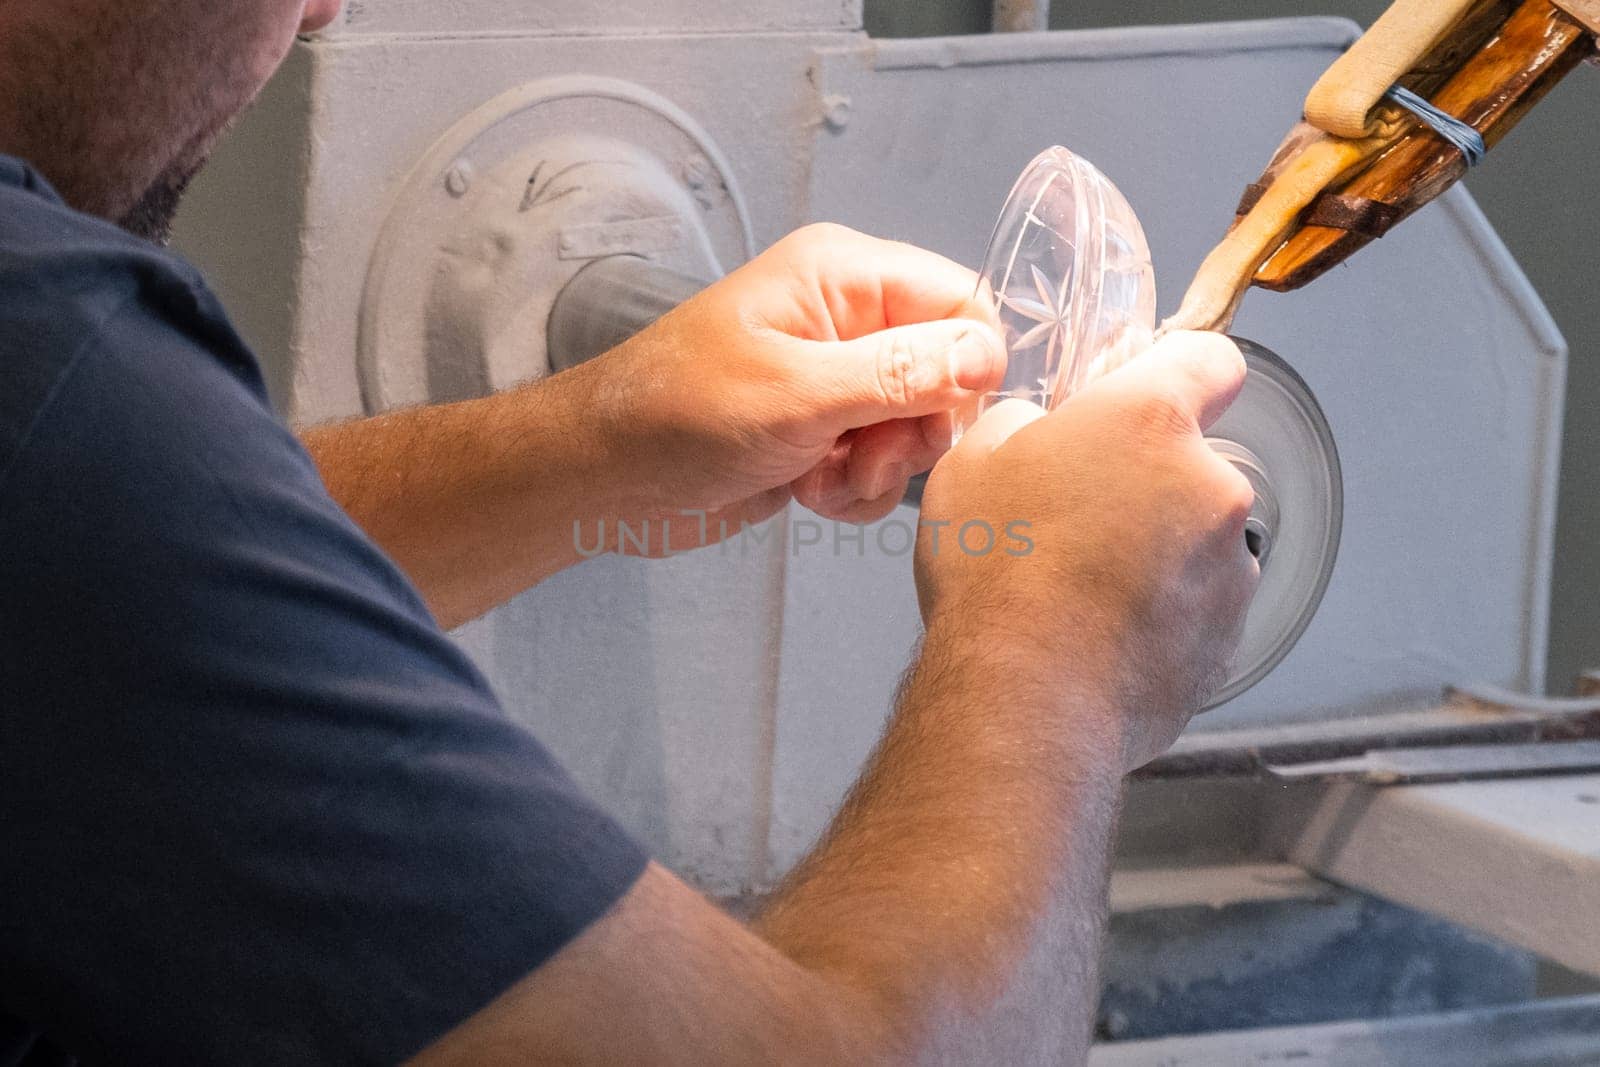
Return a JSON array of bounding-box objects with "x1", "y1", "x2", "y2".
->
[
  {"x1": 969, "y1": 147, "x2": 1342, "y2": 710},
  {"x1": 358, "y1": 76, "x2": 754, "y2": 415}
]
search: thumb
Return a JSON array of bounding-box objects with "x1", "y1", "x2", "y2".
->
[
  {"x1": 800, "y1": 320, "x2": 1006, "y2": 430},
  {"x1": 1094, "y1": 330, "x2": 1246, "y2": 433}
]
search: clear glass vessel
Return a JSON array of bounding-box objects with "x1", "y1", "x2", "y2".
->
[
  {"x1": 957, "y1": 147, "x2": 1156, "y2": 437},
  {"x1": 965, "y1": 147, "x2": 1342, "y2": 711}
]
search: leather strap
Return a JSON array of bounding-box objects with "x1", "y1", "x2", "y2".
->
[
  {"x1": 1304, "y1": 195, "x2": 1404, "y2": 239},
  {"x1": 1304, "y1": 0, "x2": 1479, "y2": 138},
  {"x1": 1235, "y1": 183, "x2": 1270, "y2": 216},
  {"x1": 1236, "y1": 184, "x2": 1403, "y2": 240}
]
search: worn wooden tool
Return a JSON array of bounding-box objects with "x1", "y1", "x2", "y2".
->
[{"x1": 1163, "y1": 0, "x2": 1599, "y2": 334}]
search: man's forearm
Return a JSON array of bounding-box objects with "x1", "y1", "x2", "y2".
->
[
  {"x1": 756, "y1": 613, "x2": 1127, "y2": 1062},
  {"x1": 409, "y1": 614, "x2": 1129, "y2": 1066},
  {"x1": 301, "y1": 362, "x2": 629, "y2": 630}
]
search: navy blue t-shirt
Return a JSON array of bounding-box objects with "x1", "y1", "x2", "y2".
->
[{"x1": 0, "y1": 157, "x2": 648, "y2": 1064}]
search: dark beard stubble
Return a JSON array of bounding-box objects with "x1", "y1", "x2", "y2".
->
[
  {"x1": 116, "y1": 160, "x2": 198, "y2": 246},
  {"x1": 114, "y1": 95, "x2": 250, "y2": 246}
]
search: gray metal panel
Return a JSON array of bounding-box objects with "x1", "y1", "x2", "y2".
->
[
  {"x1": 767, "y1": 510, "x2": 921, "y2": 873},
  {"x1": 321, "y1": 0, "x2": 862, "y2": 37},
  {"x1": 771, "y1": 19, "x2": 1565, "y2": 872},
  {"x1": 272, "y1": 31, "x2": 851, "y2": 425}
]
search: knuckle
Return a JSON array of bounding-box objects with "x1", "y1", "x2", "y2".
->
[
  {"x1": 1183, "y1": 328, "x2": 1241, "y2": 360},
  {"x1": 1169, "y1": 328, "x2": 1238, "y2": 362},
  {"x1": 1213, "y1": 334, "x2": 1248, "y2": 382},
  {"x1": 1170, "y1": 330, "x2": 1246, "y2": 391},
  {"x1": 1129, "y1": 385, "x2": 1193, "y2": 438},
  {"x1": 1241, "y1": 557, "x2": 1264, "y2": 597},
  {"x1": 793, "y1": 221, "x2": 855, "y2": 250},
  {"x1": 1199, "y1": 656, "x2": 1233, "y2": 705},
  {"x1": 875, "y1": 332, "x2": 920, "y2": 408},
  {"x1": 1217, "y1": 464, "x2": 1256, "y2": 523}
]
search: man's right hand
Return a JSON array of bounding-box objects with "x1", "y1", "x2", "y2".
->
[
  {"x1": 409, "y1": 331, "x2": 1263, "y2": 1067},
  {"x1": 915, "y1": 330, "x2": 1260, "y2": 770}
]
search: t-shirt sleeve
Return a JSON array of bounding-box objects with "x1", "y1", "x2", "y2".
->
[{"x1": 0, "y1": 279, "x2": 648, "y2": 1064}]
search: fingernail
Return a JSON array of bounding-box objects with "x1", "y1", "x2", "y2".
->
[{"x1": 950, "y1": 326, "x2": 1003, "y2": 392}]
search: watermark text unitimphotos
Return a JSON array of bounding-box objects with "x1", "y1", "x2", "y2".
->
[{"x1": 574, "y1": 510, "x2": 1034, "y2": 559}]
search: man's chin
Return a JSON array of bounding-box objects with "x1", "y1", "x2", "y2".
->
[{"x1": 118, "y1": 113, "x2": 238, "y2": 245}]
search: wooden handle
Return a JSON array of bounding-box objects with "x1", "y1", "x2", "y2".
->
[{"x1": 1255, "y1": 0, "x2": 1594, "y2": 292}]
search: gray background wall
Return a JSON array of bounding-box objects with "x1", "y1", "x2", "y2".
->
[{"x1": 867, "y1": 0, "x2": 1600, "y2": 694}]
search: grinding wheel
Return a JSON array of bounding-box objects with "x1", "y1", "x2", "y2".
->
[
  {"x1": 1203, "y1": 338, "x2": 1341, "y2": 709},
  {"x1": 969, "y1": 147, "x2": 1342, "y2": 709}
]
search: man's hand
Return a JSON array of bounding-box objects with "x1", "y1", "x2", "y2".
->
[
  {"x1": 306, "y1": 224, "x2": 1002, "y2": 626},
  {"x1": 915, "y1": 330, "x2": 1259, "y2": 769},
  {"x1": 586, "y1": 223, "x2": 1005, "y2": 536},
  {"x1": 405, "y1": 333, "x2": 1262, "y2": 1067}
]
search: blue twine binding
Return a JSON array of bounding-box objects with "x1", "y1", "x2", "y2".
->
[{"x1": 1383, "y1": 85, "x2": 1487, "y2": 167}]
